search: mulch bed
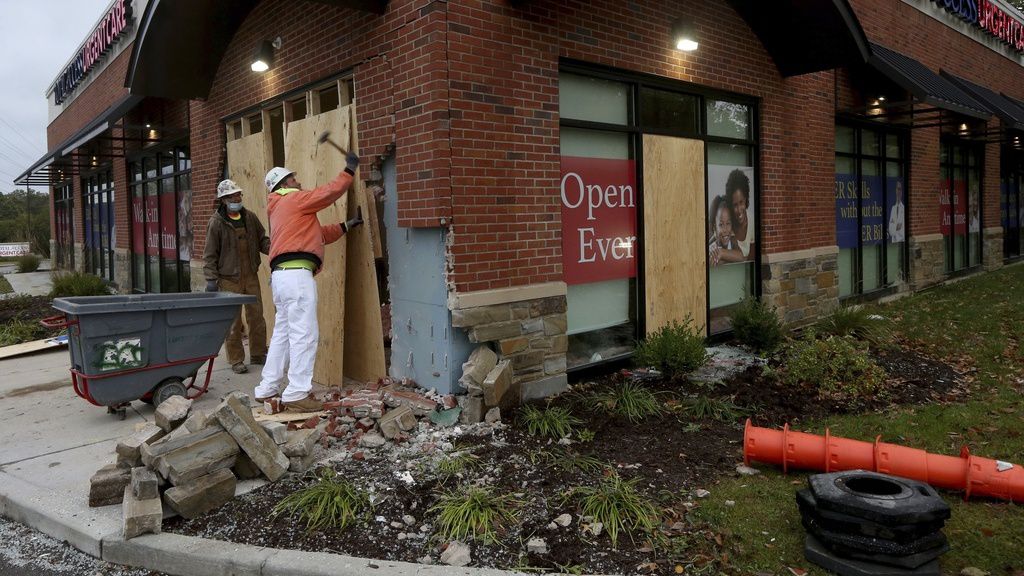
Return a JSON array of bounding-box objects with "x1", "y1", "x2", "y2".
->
[
  {"x1": 0, "y1": 295, "x2": 62, "y2": 344},
  {"x1": 166, "y1": 343, "x2": 970, "y2": 575}
]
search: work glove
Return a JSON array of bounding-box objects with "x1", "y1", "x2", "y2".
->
[
  {"x1": 342, "y1": 207, "x2": 364, "y2": 233},
  {"x1": 205, "y1": 280, "x2": 219, "y2": 292},
  {"x1": 345, "y1": 152, "x2": 360, "y2": 172}
]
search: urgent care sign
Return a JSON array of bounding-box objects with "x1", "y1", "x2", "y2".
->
[{"x1": 560, "y1": 156, "x2": 637, "y2": 285}]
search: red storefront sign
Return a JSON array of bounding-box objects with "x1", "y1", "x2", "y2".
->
[{"x1": 560, "y1": 156, "x2": 637, "y2": 285}]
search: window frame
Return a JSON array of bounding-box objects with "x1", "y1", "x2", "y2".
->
[
  {"x1": 940, "y1": 137, "x2": 984, "y2": 275},
  {"x1": 80, "y1": 168, "x2": 115, "y2": 283}
]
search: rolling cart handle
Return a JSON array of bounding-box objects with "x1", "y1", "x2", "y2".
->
[{"x1": 40, "y1": 314, "x2": 78, "y2": 329}]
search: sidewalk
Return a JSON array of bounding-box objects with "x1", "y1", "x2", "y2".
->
[
  {"x1": 0, "y1": 347, "x2": 529, "y2": 576},
  {"x1": 1, "y1": 259, "x2": 53, "y2": 297}
]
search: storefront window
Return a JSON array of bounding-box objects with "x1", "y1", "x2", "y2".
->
[
  {"x1": 940, "y1": 140, "x2": 982, "y2": 273},
  {"x1": 53, "y1": 182, "x2": 74, "y2": 270},
  {"x1": 706, "y1": 100, "x2": 756, "y2": 333},
  {"x1": 1002, "y1": 146, "x2": 1024, "y2": 259},
  {"x1": 129, "y1": 145, "x2": 191, "y2": 293},
  {"x1": 560, "y1": 72, "x2": 638, "y2": 369},
  {"x1": 834, "y1": 124, "x2": 907, "y2": 298},
  {"x1": 81, "y1": 170, "x2": 114, "y2": 282},
  {"x1": 559, "y1": 69, "x2": 760, "y2": 366}
]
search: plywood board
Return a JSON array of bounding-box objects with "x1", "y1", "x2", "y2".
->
[
  {"x1": 642, "y1": 135, "x2": 707, "y2": 333},
  {"x1": 0, "y1": 334, "x2": 68, "y2": 360},
  {"x1": 343, "y1": 104, "x2": 387, "y2": 382},
  {"x1": 283, "y1": 108, "x2": 351, "y2": 386},
  {"x1": 365, "y1": 187, "x2": 384, "y2": 259},
  {"x1": 225, "y1": 131, "x2": 275, "y2": 336}
]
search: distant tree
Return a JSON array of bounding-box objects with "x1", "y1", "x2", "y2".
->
[
  {"x1": 0, "y1": 189, "x2": 51, "y2": 257},
  {"x1": 1013, "y1": 0, "x2": 1024, "y2": 13}
]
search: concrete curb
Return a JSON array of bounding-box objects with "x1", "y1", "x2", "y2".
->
[
  {"x1": 102, "y1": 532, "x2": 530, "y2": 576},
  {"x1": 0, "y1": 473, "x2": 106, "y2": 558}
]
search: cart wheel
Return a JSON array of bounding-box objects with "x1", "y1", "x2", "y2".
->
[
  {"x1": 152, "y1": 378, "x2": 187, "y2": 407},
  {"x1": 107, "y1": 404, "x2": 128, "y2": 420}
]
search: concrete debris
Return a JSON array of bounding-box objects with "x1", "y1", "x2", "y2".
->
[
  {"x1": 460, "y1": 346, "x2": 498, "y2": 390},
  {"x1": 459, "y1": 395, "x2": 484, "y2": 424},
  {"x1": 214, "y1": 393, "x2": 289, "y2": 482},
  {"x1": 553, "y1": 513, "x2": 572, "y2": 527},
  {"x1": 121, "y1": 486, "x2": 162, "y2": 540},
  {"x1": 115, "y1": 424, "x2": 164, "y2": 465},
  {"x1": 360, "y1": 433, "x2": 386, "y2": 448},
  {"x1": 736, "y1": 464, "x2": 761, "y2": 476},
  {"x1": 155, "y1": 431, "x2": 239, "y2": 486},
  {"x1": 481, "y1": 359, "x2": 511, "y2": 406},
  {"x1": 182, "y1": 409, "x2": 220, "y2": 433},
  {"x1": 484, "y1": 407, "x2": 501, "y2": 424},
  {"x1": 141, "y1": 425, "x2": 222, "y2": 468},
  {"x1": 378, "y1": 405, "x2": 417, "y2": 439},
  {"x1": 282, "y1": 428, "x2": 320, "y2": 458},
  {"x1": 440, "y1": 541, "x2": 471, "y2": 567},
  {"x1": 695, "y1": 489, "x2": 711, "y2": 498},
  {"x1": 526, "y1": 537, "x2": 548, "y2": 554},
  {"x1": 163, "y1": 468, "x2": 236, "y2": 520},
  {"x1": 402, "y1": 514, "x2": 417, "y2": 526},
  {"x1": 154, "y1": 395, "x2": 192, "y2": 432},
  {"x1": 130, "y1": 467, "x2": 159, "y2": 500},
  {"x1": 260, "y1": 421, "x2": 288, "y2": 444},
  {"x1": 232, "y1": 451, "x2": 263, "y2": 480},
  {"x1": 289, "y1": 453, "x2": 316, "y2": 473},
  {"x1": 89, "y1": 464, "x2": 132, "y2": 507}
]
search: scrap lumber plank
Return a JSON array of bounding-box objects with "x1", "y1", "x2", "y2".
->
[
  {"x1": 0, "y1": 334, "x2": 68, "y2": 360},
  {"x1": 251, "y1": 408, "x2": 327, "y2": 423},
  {"x1": 343, "y1": 104, "x2": 387, "y2": 383},
  {"x1": 283, "y1": 108, "x2": 350, "y2": 386},
  {"x1": 642, "y1": 135, "x2": 707, "y2": 333}
]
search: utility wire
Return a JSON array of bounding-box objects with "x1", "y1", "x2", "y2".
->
[
  {"x1": 0, "y1": 131, "x2": 39, "y2": 164},
  {"x1": 0, "y1": 116, "x2": 45, "y2": 154}
]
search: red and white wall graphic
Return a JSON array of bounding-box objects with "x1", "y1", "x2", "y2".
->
[{"x1": 560, "y1": 157, "x2": 637, "y2": 285}]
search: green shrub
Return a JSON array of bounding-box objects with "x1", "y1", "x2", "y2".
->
[
  {"x1": 591, "y1": 381, "x2": 664, "y2": 423},
  {"x1": 0, "y1": 318, "x2": 43, "y2": 347},
  {"x1": 634, "y1": 316, "x2": 708, "y2": 379},
  {"x1": 15, "y1": 254, "x2": 41, "y2": 273},
  {"x1": 570, "y1": 471, "x2": 660, "y2": 547},
  {"x1": 272, "y1": 468, "x2": 371, "y2": 531},
  {"x1": 816, "y1": 305, "x2": 891, "y2": 344},
  {"x1": 520, "y1": 404, "x2": 582, "y2": 438},
  {"x1": 774, "y1": 332, "x2": 886, "y2": 405},
  {"x1": 49, "y1": 271, "x2": 110, "y2": 297},
  {"x1": 729, "y1": 297, "x2": 785, "y2": 353},
  {"x1": 430, "y1": 485, "x2": 521, "y2": 544}
]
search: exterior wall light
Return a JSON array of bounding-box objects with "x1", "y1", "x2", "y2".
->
[
  {"x1": 672, "y1": 18, "x2": 698, "y2": 51},
  {"x1": 251, "y1": 37, "x2": 282, "y2": 72}
]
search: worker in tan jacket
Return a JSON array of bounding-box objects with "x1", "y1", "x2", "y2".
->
[
  {"x1": 255, "y1": 155, "x2": 362, "y2": 412},
  {"x1": 203, "y1": 179, "x2": 270, "y2": 374}
]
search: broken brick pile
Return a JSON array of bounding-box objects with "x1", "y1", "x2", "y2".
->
[{"x1": 90, "y1": 346, "x2": 508, "y2": 542}]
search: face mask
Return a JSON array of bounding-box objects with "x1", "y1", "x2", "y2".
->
[{"x1": 226, "y1": 202, "x2": 243, "y2": 213}]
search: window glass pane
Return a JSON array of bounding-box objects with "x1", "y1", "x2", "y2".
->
[
  {"x1": 838, "y1": 248, "x2": 856, "y2": 298},
  {"x1": 291, "y1": 98, "x2": 307, "y2": 121},
  {"x1": 249, "y1": 114, "x2": 263, "y2": 134},
  {"x1": 177, "y1": 148, "x2": 190, "y2": 171},
  {"x1": 862, "y1": 244, "x2": 882, "y2": 291},
  {"x1": 559, "y1": 73, "x2": 629, "y2": 125},
  {"x1": 706, "y1": 100, "x2": 751, "y2": 140},
  {"x1": 886, "y1": 161, "x2": 906, "y2": 283},
  {"x1": 160, "y1": 153, "x2": 175, "y2": 176},
  {"x1": 836, "y1": 126, "x2": 855, "y2": 154},
  {"x1": 886, "y1": 134, "x2": 901, "y2": 159},
  {"x1": 639, "y1": 87, "x2": 697, "y2": 133},
  {"x1": 145, "y1": 158, "x2": 157, "y2": 180},
  {"x1": 861, "y1": 129, "x2": 880, "y2": 156},
  {"x1": 708, "y1": 144, "x2": 755, "y2": 333},
  {"x1": 269, "y1": 107, "x2": 286, "y2": 167},
  {"x1": 319, "y1": 87, "x2": 340, "y2": 113},
  {"x1": 560, "y1": 126, "x2": 636, "y2": 369}
]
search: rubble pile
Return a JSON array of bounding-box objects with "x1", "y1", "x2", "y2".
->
[{"x1": 89, "y1": 344, "x2": 509, "y2": 541}]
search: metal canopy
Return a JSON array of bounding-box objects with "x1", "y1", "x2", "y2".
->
[
  {"x1": 941, "y1": 71, "x2": 1024, "y2": 131},
  {"x1": 725, "y1": 0, "x2": 870, "y2": 77},
  {"x1": 126, "y1": 0, "x2": 387, "y2": 100},
  {"x1": 126, "y1": 0, "x2": 259, "y2": 100},
  {"x1": 868, "y1": 42, "x2": 990, "y2": 121},
  {"x1": 15, "y1": 94, "x2": 143, "y2": 186}
]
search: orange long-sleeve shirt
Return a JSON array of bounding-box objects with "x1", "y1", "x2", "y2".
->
[{"x1": 267, "y1": 169, "x2": 354, "y2": 274}]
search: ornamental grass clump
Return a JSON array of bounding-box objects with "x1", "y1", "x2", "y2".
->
[
  {"x1": 430, "y1": 485, "x2": 521, "y2": 544},
  {"x1": 571, "y1": 471, "x2": 660, "y2": 547},
  {"x1": 816, "y1": 305, "x2": 891, "y2": 344},
  {"x1": 676, "y1": 395, "x2": 745, "y2": 422},
  {"x1": 634, "y1": 316, "x2": 708, "y2": 379},
  {"x1": 520, "y1": 404, "x2": 582, "y2": 438},
  {"x1": 15, "y1": 254, "x2": 41, "y2": 273},
  {"x1": 591, "y1": 381, "x2": 664, "y2": 423},
  {"x1": 49, "y1": 271, "x2": 110, "y2": 297},
  {"x1": 729, "y1": 297, "x2": 785, "y2": 353},
  {"x1": 435, "y1": 451, "x2": 480, "y2": 480},
  {"x1": 271, "y1": 469, "x2": 371, "y2": 531}
]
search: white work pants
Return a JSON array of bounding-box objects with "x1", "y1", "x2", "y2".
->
[{"x1": 256, "y1": 269, "x2": 318, "y2": 402}]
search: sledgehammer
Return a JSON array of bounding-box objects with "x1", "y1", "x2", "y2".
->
[{"x1": 317, "y1": 130, "x2": 349, "y2": 156}]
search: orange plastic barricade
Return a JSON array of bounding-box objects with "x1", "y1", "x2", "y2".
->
[{"x1": 743, "y1": 419, "x2": 1024, "y2": 503}]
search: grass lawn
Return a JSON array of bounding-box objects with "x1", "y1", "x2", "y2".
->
[
  {"x1": 695, "y1": 263, "x2": 1024, "y2": 575},
  {"x1": 0, "y1": 274, "x2": 12, "y2": 294}
]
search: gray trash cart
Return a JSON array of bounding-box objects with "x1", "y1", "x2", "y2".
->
[{"x1": 44, "y1": 292, "x2": 256, "y2": 417}]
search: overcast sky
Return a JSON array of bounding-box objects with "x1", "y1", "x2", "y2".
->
[{"x1": 0, "y1": 0, "x2": 111, "y2": 193}]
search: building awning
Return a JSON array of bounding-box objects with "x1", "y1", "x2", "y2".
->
[
  {"x1": 725, "y1": 0, "x2": 870, "y2": 77},
  {"x1": 126, "y1": 0, "x2": 386, "y2": 100},
  {"x1": 868, "y1": 42, "x2": 990, "y2": 120},
  {"x1": 15, "y1": 94, "x2": 143, "y2": 186},
  {"x1": 941, "y1": 71, "x2": 1024, "y2": 131}
]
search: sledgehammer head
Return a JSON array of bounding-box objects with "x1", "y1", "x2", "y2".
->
[
  {"x1": 317, "y1": 130, "x2": 348, "y2": 155},
  {"x1": 317, "y1": 131, "x2": 331, "y2": 145}
]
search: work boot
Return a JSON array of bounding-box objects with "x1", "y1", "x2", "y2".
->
[
  {"x1": 250, "y1": 355, "x2": 266, "y2": 365},
  {"x1": 284, "y1": 395, "x2": 323, "y2": 412},
  {"x1": 232, "y1": 363, "x2": 248, "y2": 374}
]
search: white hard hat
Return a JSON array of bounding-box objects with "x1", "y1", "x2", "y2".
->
[
  {"x1": 216, "y1": 179, "x2": 243, "y2": 199},
  {"x1": 265, "y1": 167, "x2": 294, "y2": 193}
]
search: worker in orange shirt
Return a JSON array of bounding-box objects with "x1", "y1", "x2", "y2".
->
[{"x1": 254, "y1": 154, "x2": 362, "y2": 412}]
